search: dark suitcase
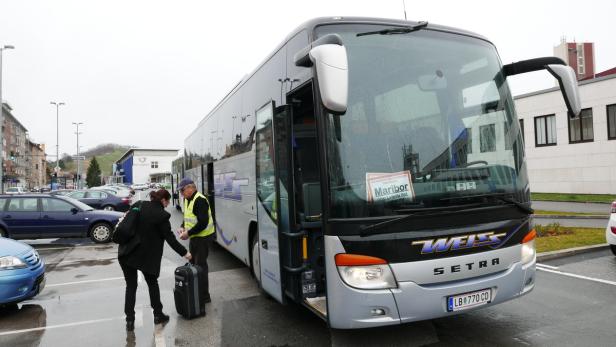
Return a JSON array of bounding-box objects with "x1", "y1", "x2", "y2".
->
[{"x1": 174, "y1": 263, "x2": 205, "y2": 319}]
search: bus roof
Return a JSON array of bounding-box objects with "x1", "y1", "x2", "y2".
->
[{"x1": 186, "y1": 16, "x2": 492, "y2": 140}]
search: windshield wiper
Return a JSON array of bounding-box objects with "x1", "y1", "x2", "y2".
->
[
  {"x1": 490, "y1": 195, "x2": 534, "y2": 215},
  {"x1": 440, "y1": 193, "x2": 534, "y2": 215},
  {"x1": 356, "y1": 21, "x2": 428, "y2": 37},
  {"x1": 359, "y1": 204, "x2": 495, "y2": 236},
  {"x1": 359, "y1": 195, "x2": 532, "y2": 236}
]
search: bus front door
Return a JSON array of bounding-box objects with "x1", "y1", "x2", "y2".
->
[{"x1": 255, "y1": 101, "x2": 294, "y2": 303}]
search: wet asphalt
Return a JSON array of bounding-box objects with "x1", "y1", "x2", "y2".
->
[{"x1": 1, "y1": 196, "x2": 616, "y2": 346}]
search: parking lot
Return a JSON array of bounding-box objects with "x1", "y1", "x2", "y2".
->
[{"x1": 2, "y1": 204, "x2": 616, "y2": 346}]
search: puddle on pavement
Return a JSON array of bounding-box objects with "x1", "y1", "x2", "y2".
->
[{"x1": 46, "y1": 258, "x2": 116, "y2": 272}]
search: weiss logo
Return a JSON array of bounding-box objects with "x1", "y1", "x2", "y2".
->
[{"x1": 412, "y1": 232, "x2": 507, "y2": 254}]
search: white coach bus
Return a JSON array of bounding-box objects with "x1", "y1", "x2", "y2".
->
[{"x1": 183, "y1": 17, "x2": 581, "y2": 329}]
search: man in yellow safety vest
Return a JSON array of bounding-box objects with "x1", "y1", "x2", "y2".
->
[{"x1": 177, "y1": 178, "x2": 214, "y2": 307}]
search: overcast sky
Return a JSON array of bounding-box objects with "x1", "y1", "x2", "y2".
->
[{"x1": 1, "y1": 0, "x2": 614, "y2": 158}]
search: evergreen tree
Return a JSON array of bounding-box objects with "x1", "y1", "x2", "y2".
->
[{"x1": 86, "y1": 156, "x2": 102, "y2": 187}]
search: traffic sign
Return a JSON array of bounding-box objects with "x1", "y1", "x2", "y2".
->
[{"x1": 54, "y1": 166, "x2": 61, "y2": 173}]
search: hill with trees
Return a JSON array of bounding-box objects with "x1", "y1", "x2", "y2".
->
[{"x1": 48, "y1": 143, "x2": 132, "y2": 179}]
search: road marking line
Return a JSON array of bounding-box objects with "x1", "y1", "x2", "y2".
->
[
  {"x1": 46, "y1": 276, "x2": 125, "y2": 287},
  {"x1": 154, "y1": 325, "x2": 167, "y2": 347},
  {"x1": 536, "y1": 263, "x2": 559, "y2": 270},
  {"x1": 135, "y1": 307, "x2": 144, "y2": 328},
  {"x1": 0, "y1": 316, "x2": 124, "y2": 336},
  {"x1": 537, "y1": 267, "x2": 616, "y2": 286}
]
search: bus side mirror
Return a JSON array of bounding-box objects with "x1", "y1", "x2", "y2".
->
[
  {"x1": 309, "y1": 44, "x2": 348, "y2": 114},
  {"x1": 503, "y1": 57, "x2": 581, "y2": 118},
  {"x1": 545, "y1": 64, "x2": 582, "y2": 118}
]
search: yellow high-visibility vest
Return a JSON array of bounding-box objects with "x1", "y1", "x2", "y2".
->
[{"x1": 183, "y1": 192, "x2": 214, "y2": 238}]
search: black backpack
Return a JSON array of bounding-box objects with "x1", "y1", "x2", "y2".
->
[{"x1": 113, "y1": 202, "x2": 141, "y2": 244}]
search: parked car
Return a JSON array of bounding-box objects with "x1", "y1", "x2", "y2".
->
[
  {"x1": 130, "y1": 183, "x2": 149, "y2": 191},
  {"x1": 48, "y1": 189, "x2": 74, "y2": 196},
  {"x1": 66, "y1": 190, "x2": 131, "y2": 212},
  {"x1": 0, "y1": 194, "x2": 123, "y2": 243},
  {"x1": 5, "y1": 187, "x2": 26, "y2": 195},
  {"x1": 606, "y1": 201, "x2": 616, "y2": 256},
  {"x1": 0, "y1": 237, "x2": 45, "y2": 305},
  {"x1": 109, "y1": 184, "x2": 136, "y2": 195},
  {"x1": 91, "y1": 185, "x2": 133, "y2": 198}
]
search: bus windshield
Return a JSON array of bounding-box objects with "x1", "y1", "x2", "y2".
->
[{"x1": 316, "y1": 24, "x2": 528, "y2": 219}]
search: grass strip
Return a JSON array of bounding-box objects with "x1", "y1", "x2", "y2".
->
[{"x1": 535, "y1": 227, "x2": 605, "y2": 253}]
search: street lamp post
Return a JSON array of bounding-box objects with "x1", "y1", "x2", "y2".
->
[
  {"x1": 50, "y1": 101, "x2": 65, "y2": 186},
  {"x1": 72, "y1": 122, "x2": 83, "y2": 189},
  {"x1": 0, "y1": 45, "x2": 15, "y2": 194}
]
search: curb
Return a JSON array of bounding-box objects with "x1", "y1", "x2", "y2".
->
[
  {"x1": 533, "y1": 214, "x2": 609, "y2": 220},
  {"x1": 537, "y1": 243, "x2": 610, "y2": 262}
]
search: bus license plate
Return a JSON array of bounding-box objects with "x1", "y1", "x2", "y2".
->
[{"x1": 447, "y1": 288, "x2": 492, "y2": 312}]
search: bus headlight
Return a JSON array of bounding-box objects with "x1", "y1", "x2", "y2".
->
[
  {"x1": 0, "y1": 256, "x2": 27, "y2": 270},
  {"x1": 521, "y1": 240, "x2": 536, "y2": 264},
  {"x1": 335, "y1": 254, "x2": 397, "y2": 290}
]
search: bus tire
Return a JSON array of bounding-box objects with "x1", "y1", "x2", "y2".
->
[
  {"x1": 611, "y1": 245, "x2": 616, "y2": 256},
  {"x1": 251, "y1": 233, "x2": 261, "y2": 284}
]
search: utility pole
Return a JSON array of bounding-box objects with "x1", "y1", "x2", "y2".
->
[
  {"x1": 50, "y1": 101, "x2": 65, "y2": 174},
  {"x1": 72, "y1": 122, "x2": 83, "y2": 189},
  {"x1": 0, "y1": 45, "x2": 15, "y2": 194}
]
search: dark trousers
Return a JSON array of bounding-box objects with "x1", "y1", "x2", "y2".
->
[
  {"x1": 189, "y1": 233, "x2": 214, "y2": 305},
  {"x1": 121, "y1": 264, "x2": 162, "y2": 321}
]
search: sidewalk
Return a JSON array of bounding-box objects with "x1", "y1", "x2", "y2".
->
[
  {"x1": 531, "y1": 201, "x2": 611, "y2": 214},
  {"x1": 530, "y1": 201, "x2": 610, "y2": 228}
]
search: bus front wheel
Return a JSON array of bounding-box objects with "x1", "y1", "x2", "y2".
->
[{"x1": 251, "y1": 233, "x2": 261, "y2": 284}]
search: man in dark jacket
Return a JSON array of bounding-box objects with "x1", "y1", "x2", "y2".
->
[
  {"x1": 119, "y1": 191, "x2": 191, "y2": 331},
  {"x1": 177, "y1": 178, "x2": 214, "y2": 309}
]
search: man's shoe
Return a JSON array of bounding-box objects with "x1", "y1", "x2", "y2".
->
[
  {"x1": 126, "y1": 321, "x2": 135, "y2": 331},
  {"x1": 154, "y1": 313, "x2": 170, "y2": 325},
  {"x1": 204, "y1": 295, "x2": 211, "y2": 304}
]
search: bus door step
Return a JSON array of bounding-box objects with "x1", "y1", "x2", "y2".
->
[{"x1": 304, "y1": 296, "x2": 328, "y2": 318}]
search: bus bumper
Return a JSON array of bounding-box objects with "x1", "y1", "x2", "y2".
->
[
  {"x1": 325, "y1": 236, "x2": 535, "y2": 329},
  {"x1": 393, "y1": 260, "x2": 535, "y2": 324}
]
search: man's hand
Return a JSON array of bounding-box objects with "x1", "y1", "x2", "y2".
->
[
  {"x1": 179, "y1": 230, "x2": 189, "y2": 240},
  {"x1": 184, "y1": 252, "x2": 192, "y2": 261}
]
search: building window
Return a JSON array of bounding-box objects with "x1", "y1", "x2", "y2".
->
[
  {"x1": 535, "y1": 114, "x2": 556, "y2": 147},
  {"x1": 568, "y1": 108, "x2": 593, "y2": 143},
  {"x1": 607, "y1": 104, "x2": 616, "y2": 140},
  {"x1": 480, "y1": 124, "x2": 496, "y2": 153},
  {"x1": 466, "y1": 128, "x2": 472, "y2": 154},
  {"x1": 151, "y1": 161, "x2": 159, "y2": 169},
  {"x1": 504, "y1": 121, "x2": 514, "y2": 150},
  {"x1": 519, "y1": 119, "x2": 525, "y2": 143}
]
